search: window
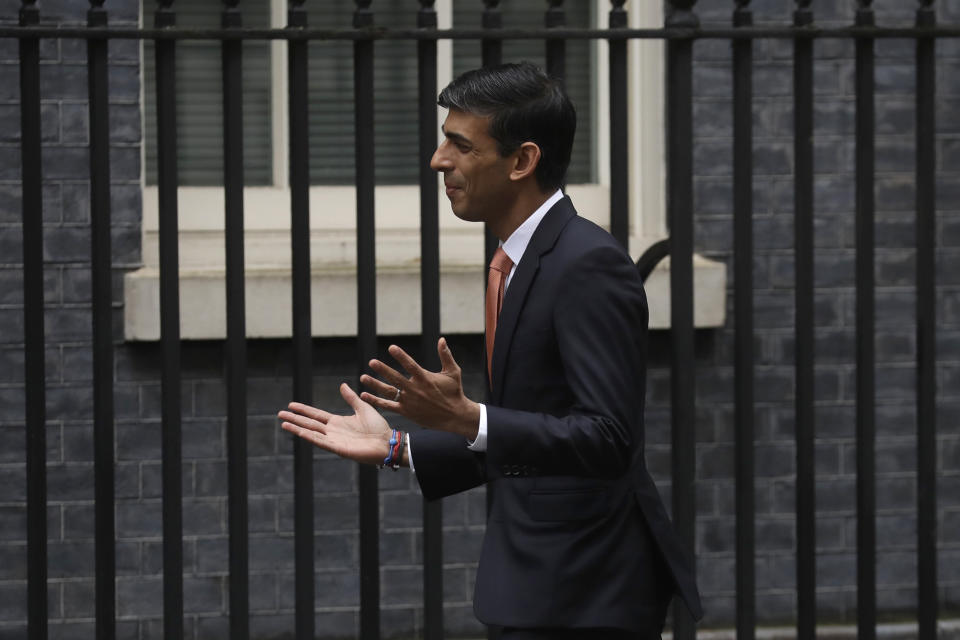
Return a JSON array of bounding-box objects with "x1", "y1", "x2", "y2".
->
[
  {"x1": 143, "y1": 2, "x2": 273, "y2": 185},
  {"x1": 142, "y1": 0, "x2": 594, "y2": 187},
  {"x1": 127, "y1": 1, "x2": 725, "y2": 340}
]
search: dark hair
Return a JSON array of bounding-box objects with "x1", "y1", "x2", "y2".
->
[{"x1": 437, "y1": 62, "x2": 576, "y2": 192}]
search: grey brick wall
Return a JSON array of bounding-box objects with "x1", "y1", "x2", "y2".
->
[
  {"x1": 0, "y1": 0, "x2": 957, "y2": 638},
  {"x1": 676, "y1": 0, "x2": 960, "y2": 628}
]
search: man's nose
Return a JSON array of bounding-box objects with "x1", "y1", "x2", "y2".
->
[{"x1": 430, "y1": 144, "x2": 450, "y2": 172}]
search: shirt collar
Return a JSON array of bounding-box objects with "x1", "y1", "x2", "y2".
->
[{"x1": 500, "y1": 189, "x2": 564, "y2": 267}]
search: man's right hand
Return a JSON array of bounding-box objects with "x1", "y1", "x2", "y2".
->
[
  {"x1": 278, "y1": 383, "x2": 397, "y2": 467},
  {"x1": 360, "y1": 337, "x2": 481, "y2": 441}
]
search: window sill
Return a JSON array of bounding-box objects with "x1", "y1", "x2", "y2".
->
[
  {"x1": 122, "y1": 253, "x2": 726, "y2": 341},
  {"x1": 127, "y1": 183, "x2": 725, "y2": 340}
]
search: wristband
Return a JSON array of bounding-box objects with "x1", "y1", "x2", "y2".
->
[
  {"x1": 379, "y1": 428, "x2": 399, "y2": 469},
  {"x1": 391, "y1": 431, "x2": 407, "y2": 471}
]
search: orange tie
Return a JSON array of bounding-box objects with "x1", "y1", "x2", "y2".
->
[{"x1": 485, "y1": 247, "x2": 513, "y2": 385}]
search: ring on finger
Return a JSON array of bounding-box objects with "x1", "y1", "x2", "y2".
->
[{"x1": 393, "y1": 387, "x2": 402, "y2": 402}]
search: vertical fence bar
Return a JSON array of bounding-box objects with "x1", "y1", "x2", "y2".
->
[
  {"x1": 482, "y1": 0, "x2": 502, "y2": 267},
  {"x1": 353, "y1": 3, "x2": 380, "y2": 639},
  {"x1": 87, "y1": 3, "x2": 116, "y2": 639},
  {"x1": 18, "y1": 2, "x2": 47, "y2": 637},
  {"x1": 665, "y1": 2, "x2": 698, "y2": 639},
  {"x1": 286, "y1": 2, "x2": 315, "y2": 639},
  {"x1": 732, "y1": 4, "x2": 755, "y2": 640},
  {"x1": 608, "y1": 1, "x2": 628, "y2": 248},
  {"x1": 221, "y1": 2, "x2": 249, "y2": 638},
  {"x1": 792, "y1": 3, "x2": 816, "y2": 639},
  {"x1": 417, "y1": 3, "x2": 444, "y2": 639},
  {"x1": 481, "y1": 0, "x2": 502, "y2": 69},
  {"x1": 154, "y1": 3, "x2": 184, "y2": 638},
  {"x1": 545, "y1": 0, "x2": 565, "y2": 82},
  {"x1": 481, "y1": 2, "x2": 501, "y2": 581},
  {"x1": 915, "y1": 3, "x2": 938, "y2": 639},
  {"x1": 854, "y1": 3, "x2": 877, "y2": 639}
]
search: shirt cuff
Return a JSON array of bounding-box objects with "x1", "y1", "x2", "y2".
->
[
  {"x1": 407, "y1": 432, "x2": 416, "y2": 474},
  {"x1": 467, "y1": 403, "x2": 488, "y2": 452}
]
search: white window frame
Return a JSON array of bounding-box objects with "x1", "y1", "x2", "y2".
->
[{"x1": 125, "y1": 0, "x2": 725, "y2": 340}]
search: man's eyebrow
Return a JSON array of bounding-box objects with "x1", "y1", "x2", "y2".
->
[{"x1": 441, "y1": 128, "x2": 472, "y2": 146}]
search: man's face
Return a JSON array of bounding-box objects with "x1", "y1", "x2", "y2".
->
[{"x1": 430, "y1": 109, "x2": 517, "y2": 225}]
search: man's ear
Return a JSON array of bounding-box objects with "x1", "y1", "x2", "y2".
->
[{"x1": 509, "y1": 142, "x2": 541, "y2": 182}]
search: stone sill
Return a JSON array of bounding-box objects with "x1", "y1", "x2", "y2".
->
[
  {"x1": 122, "y1": 254, "x2": 726, "y2": 341},
  {"x1": 686, "y1": 620, "x2": 960, "y2": 640}
]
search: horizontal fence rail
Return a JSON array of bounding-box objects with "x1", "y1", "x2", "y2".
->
[
  {"x1": 3, "y1": 25, "x2": 960, "y2": 39},
  {"x1": 4, "y1": 1, "x2": 950, "y2": 640}
]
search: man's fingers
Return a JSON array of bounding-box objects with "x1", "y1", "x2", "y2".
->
[
  {"x1": 388, "y1": 344, "x2": 425, "y2": 378},
  {"x1": 360, "y1": 391, "x2": 400, "y2": 413},
  {"x1": 437, "y1": 337, "x2": 459, "y2": 371},
  {"x1": 281, "y1": 420, "x2": 322, "y2": 442},
  {"x1": 368, "y1": 359, "x2": 408, "y2": 388},
  {"x1": 278, "y1": 410, "x2": 325, "y2": 433},
  {"x1": 338, "y1": 382, "x2": 368, "y2": 412},
  {"x1": 287, "y1": 401, "x2": 332, "y2": 424},
  {"x1": 360, "y1": 373, "x2": 400, "y2": 399}
]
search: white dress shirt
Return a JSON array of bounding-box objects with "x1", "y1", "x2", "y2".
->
[
  {"x1": 468, "y1": 189, "x2": 564, "y2": 452},
  {"x1": 407, "y1": 189, "x2": 563, "y2": 471}
]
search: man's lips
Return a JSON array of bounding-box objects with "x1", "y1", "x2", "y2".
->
[{"x1": 444, "y1": 183, "x2": 462, "y2": 197}]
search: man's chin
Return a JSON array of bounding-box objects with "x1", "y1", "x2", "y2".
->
[{"x1": 450, "y1": 208, "x2": 482, "y2": 223}]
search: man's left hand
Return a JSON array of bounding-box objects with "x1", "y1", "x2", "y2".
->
[{"x1": 361, "y1": 337, "x2": 481, "y2": 440}]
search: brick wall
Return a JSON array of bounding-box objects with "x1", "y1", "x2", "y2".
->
[
  {"x1": 0, "y1": 0, "x2": 957, "y2": 638},
  {"x1": 673, "y1": 0, "x2": 960, "y2": 628}
]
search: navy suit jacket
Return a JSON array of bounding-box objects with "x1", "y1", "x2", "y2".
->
[{"x1": 410, "y1": 197, "x2": 703, "y2": 631}]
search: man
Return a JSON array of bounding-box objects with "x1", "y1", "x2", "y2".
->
[{"x1": 279, "y1": 62, "x2": 702, "y2": 639}]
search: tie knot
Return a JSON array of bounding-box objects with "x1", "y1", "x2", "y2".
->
[{"x1": 489, "y1": 247, "x2": 513, "y2": 274}]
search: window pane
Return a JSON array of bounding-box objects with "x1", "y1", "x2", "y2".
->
[
  {"x1": 141, "y1": 1, "x2": 596, "y2": 188},
  {"x1": 305, "y1": 2, "x2": 419, "y2": 185},
  {"x1": 453, "y1": 1, "x2": 596, "y2": 184},
  {"x1": 143, "y1": 1, "x2": 272, "y2": 186}
]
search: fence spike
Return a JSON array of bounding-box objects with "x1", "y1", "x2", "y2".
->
[
  {"x1": 354, "y1": 0, "x2": 373, "y2": 28},
  {"x1": 546, "y1": 0, "x2": 565, "y2": 28},
  {"x1": 667, "y1": 0, "x2": 696, "y2": 12},
  {"x1": 20, "y1": 0, "x2": 38, "y2": 21},
  {"x1": 419, "y1": 0, "x2": 437, "y2": 28},
  {"x1": 667, "y1": 0, "x2": 699, "y2": 28},
  {"x1": 483, "y1": 0, "x2": 502, "y2": 30}
]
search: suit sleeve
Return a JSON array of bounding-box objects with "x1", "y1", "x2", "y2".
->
[
  {"x1": 409, "y1": 429, "x2": 487, "y2": 501},
  {"x1": 484, "y1": 244, "x2": 648, "y2": 478}
]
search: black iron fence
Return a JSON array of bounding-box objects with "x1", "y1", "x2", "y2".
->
[{"x1": 4, "y1": 1, "x2": 953, "y2": 639}]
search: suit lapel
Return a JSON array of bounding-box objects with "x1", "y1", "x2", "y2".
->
[{"x1": 490, "y1": 196, "x2": 577, "y2": 402}]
